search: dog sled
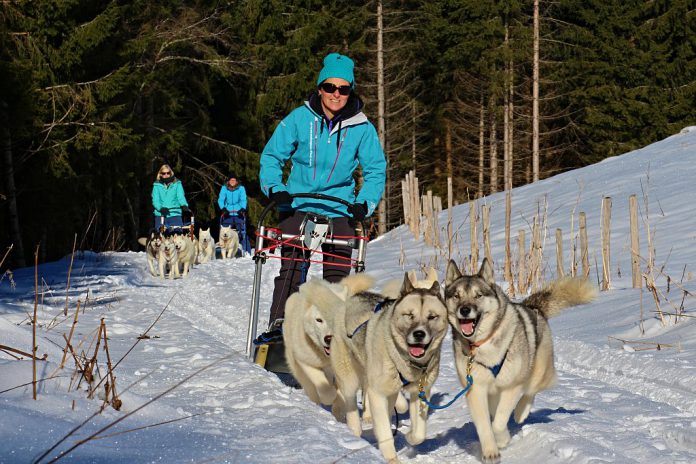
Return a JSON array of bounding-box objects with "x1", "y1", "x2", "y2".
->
[
  {"x1": 218, "y1": 209, "x2": 251, "y2": 257},
  {"x1": 245, "y1": 193, "x2": 369, "y2": 381},
  {"x1": 157, "y1": 211, "x2": 196, "y2": 240}
]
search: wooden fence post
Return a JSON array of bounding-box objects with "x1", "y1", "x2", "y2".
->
[
  {"x1": 629, "y1": 194, "x2": 641, "y2": 288},
  {"x1": 517, "y1": 229, "x2": 526, "y2": 294},
  {"x1": 447, "y1": 177, "x2": 453, "y2": 259},
  {"x1": 470, "y1": 201, "x2": 479, "y2": 273},
  {"x1": 482, "y1": 204, "x2": 492, "y2": 265},
  {"x1": 579, "y1": 212, "x2": 589, "y2": 279},
  {"x1": 505, "y1": 191, "x2": 513, "y2": 291},
  {"x1": 601, "y1": 196, "x2": 612, "y2": 290},
  {"x1": 555, "y1": 228, "x2": 564, "y2": 278}
]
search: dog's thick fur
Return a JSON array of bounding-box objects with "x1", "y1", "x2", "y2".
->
[
  {"x1": 445, "y1": 258, "x2": 597, "y2": 463},
  {"x1": 196, "y1": 228, "x2": 215, "y2": 263},
  {"x1": 173, "y1": 234, "x2": 197, "y2": 277},
  {"x1": 218, "y1": 225, "x2": 239, "y2": 259},
  {"x1": 158, "y1": 235, "x2": 179, "y2": 279},
  {"x1": 332, "y1": 274, "x2": 449, "y2": 463},
  {"x1": 138, "y1": 231, "x2": 162, "y2": 277},
  {"x1": 283, "y1": 274, "x2": 375, "y2": 414}
]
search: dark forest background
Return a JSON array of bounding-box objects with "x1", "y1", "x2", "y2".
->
[{"x1": 1, "y1": 0, "x2": 694, "y2": 268}]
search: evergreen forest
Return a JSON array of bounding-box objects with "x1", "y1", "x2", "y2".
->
[{"x1": 1, "y1": 0, "x2": 694, "y2": 268}]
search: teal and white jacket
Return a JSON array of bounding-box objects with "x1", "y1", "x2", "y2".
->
[
  {"x1": 152, "y1": 179, "x2": 188, "y2": 217},
  {"x1": 259, "y1": 94, "x2": 386, "y2": 218}
]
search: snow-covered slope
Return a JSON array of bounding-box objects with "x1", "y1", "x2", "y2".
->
[{"x1": 2, "y1": 127, "x2": 696, "y2": 463}]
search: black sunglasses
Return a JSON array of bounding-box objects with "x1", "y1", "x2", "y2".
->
[{"x1": 319, "y1": 82, "x2": 352, "y2": 96}]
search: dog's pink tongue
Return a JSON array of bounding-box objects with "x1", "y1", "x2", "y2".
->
[
  {"x1": 460, "y1": 320, "x2": 475, "y2": 335},
  {"x1": 409, "y1": 345, "x2": 426, "y2": 358}
]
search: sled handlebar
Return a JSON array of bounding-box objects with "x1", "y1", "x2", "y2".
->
[{"x1": 256, "y1": 192, "x2": 364, "y2": 230}]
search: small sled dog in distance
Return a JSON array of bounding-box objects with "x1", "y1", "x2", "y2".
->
[
  {"x1": 173, "y1": 234, "x2": 197, "y2": 277},
  {"x1": 196, "y1": 228, "x2": 215, "y2": 263},
  {"x1": 158, "y1": 235, "x2": 180, "y2": 279},
  {"x1": 282, "y1": 273, "x2": 374, "y2": 414},
  {"x1": 333, "y1": 274, "x2": 448, "y2": 464},
  {"x1": 138, "y1": 231, "x2": 163, "y2": 277},
  {"x1": 218, "y1": 225, "x2": 239, "y2": 259},
  {"x1": 445, "y1": 258, "x2": 596, "y2": 463}
]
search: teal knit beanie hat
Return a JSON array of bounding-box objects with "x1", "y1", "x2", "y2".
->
[{"x1": 316, "y1": 53, "x2": 355, "y2": 87}]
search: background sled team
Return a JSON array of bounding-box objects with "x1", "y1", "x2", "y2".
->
[
  {"x1": 283, "y1": 260, "x2": 596, "y2": 464},
  {"x1": 138, "y1": 165, "x2": 248, "y2": 279}
]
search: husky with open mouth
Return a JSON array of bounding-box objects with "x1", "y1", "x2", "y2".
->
[
  {"x1": 445, "y1": 258, "x2": 596, "y2": 463},
  {"x1": 335, "y1": 274, "x2": 448, "y2": 464}
]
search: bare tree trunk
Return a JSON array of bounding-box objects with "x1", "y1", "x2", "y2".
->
[
  {"x1": 489, "y1": 105, "x2": 498, "y2": 194},
  {"x1": 1, "y1": 101, "x2": 26, "y2": 267},
  {"x1": 412, "y1": 101, "x2": 417, "y2": 174},
  {"x1": 503, "y1": 25, "x2": 510, "y2": 192},
  {"x1": 507, "y1": 31, "x2": 514, "y2": 192},
  {"x1": 478, "y1": 97, "x2": 485, "y2": 197},
  {"x1": 446, "y1": 119, "x2": 453, "y2": 178},
  {"x1": 376, "y1": 0, "x2": 387, "y2": 235},
  {"x1": 532, "y1": 0, "x2": 540, "y2": 182}
]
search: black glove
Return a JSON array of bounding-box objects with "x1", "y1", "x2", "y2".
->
[
  {"x1": 181, "y1": 205, "x2": 191, "y2": 214},
  {"x1": 270, "y1": 189, "x2": 292, "y2": 206},
  {"x1": 220, "y1": 209, "x2": 229, "y2": 217},
  {"x1": 347, "y1": 202, "x2": 368, "y2": 221},
  {"x1": 160, "y1": 207, "x2": 169, "y2": 217},
  {"x1": 238, "y1": 208, "x2": 247, "y2": 216}
]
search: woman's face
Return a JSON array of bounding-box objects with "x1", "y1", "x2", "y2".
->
[
  {"x1": 318, "y1": 78, "x2": 350, "y2": 119},
  {"x1": 227, "y1": 178, "x2": 238, "y2": 188}
]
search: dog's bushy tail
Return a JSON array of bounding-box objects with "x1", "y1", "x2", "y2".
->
[
  {"x1": 341, "y1": 273, "x2": 375, "y2": 296},
  {"x1": 523, "y1": 277, "x2": 597, "y2": 318}
]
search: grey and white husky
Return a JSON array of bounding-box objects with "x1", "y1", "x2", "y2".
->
[
  {"x1": 332, "y1": 274, "x2": 449, "y2": 464},
  {"x1": 138, "y1": 231, "x2": 162, "y2": 277},
  {"x1": 444, "y1": 258, "x2": 596, "y2": 463}
]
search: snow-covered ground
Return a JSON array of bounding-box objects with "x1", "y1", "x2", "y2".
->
[{"x1": 2, "y1": 126, "x2": 696, "y2": 463}]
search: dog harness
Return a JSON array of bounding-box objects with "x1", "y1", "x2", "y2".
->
[{"x1": 346, "y1": 298, "x2": 393, "y2": 339}]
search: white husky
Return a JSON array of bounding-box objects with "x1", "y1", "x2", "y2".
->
[
  {"x1": 158, "y1": 236, "x2": 179, "y2": 279},
  {"x1": 196, "y1": 228, "x2": 215, "y2": 263},
  {"x1": 218, "y1": 225, "x2": 239, "y2": 259},
  {"x1": 173, "y1": 234, "x2": 197, "y2": 277},
  {"x1": 283, "y1": 274, "x2": 375, "y2": 414}
]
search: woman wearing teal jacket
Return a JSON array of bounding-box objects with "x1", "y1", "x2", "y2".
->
[
  {"x1": 257, "y1": 52, "x2": 387, "y2": 341},
  {"x1": 151, "y1": 164, "x2": 190, "y2": 230},
  {"x1": 218, "y1": 174, "x2": 251, "y2": 254}
]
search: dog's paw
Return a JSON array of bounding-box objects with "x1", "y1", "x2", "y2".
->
[
  {"x1": 481, "y1": 444, "x2": 501, "y2": 463},
  {"x1": 493, "y1": 427, "x2": 511, "y2": 448},
  {"x1": 405, "y1": 431, "x2": 425, "y2": 446}
]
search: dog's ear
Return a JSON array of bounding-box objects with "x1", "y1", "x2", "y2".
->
[
  {"x1": 400, "y1": 272, "x2": 415, "y2": 296},
  {"x1": 427, "y1": 280, "x2": 441, "y2": 296},
  {"x1": 445, "y1": 260, "x2": 462, "y2": 286},
  {"x1": 425, "y1": 267, "x2": 439, "y2": 283},
  {"x1": 406, "y1": 270, "x2": 417, "y2": 286},
  {"x1": 478, "y1": 258, "x2": 494, "y2": 284}
]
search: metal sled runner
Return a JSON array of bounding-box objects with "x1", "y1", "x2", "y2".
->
[{"x1": 245, "y1": 193, "x2": 368, "y2": 365}]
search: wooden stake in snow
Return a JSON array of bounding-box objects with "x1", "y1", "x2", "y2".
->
[
  {"x1": 601, "y1": 196, "x2": 612, "y2": 290},
  {"x1": 33, "y1": 244, "x2": 39, "y2": 401},
  {"x1": 629, "y1": 194, "x2": 641, "y2": 288}
]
